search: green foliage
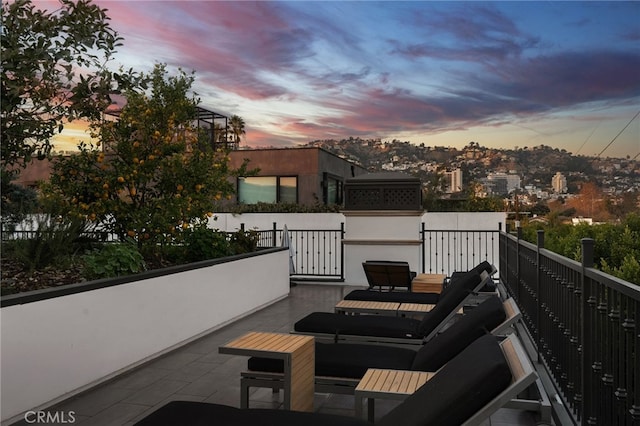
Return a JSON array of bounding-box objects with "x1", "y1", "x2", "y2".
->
[
  {"x1": 601, "y1": 256, "x2": 640, "y2": 285},
  {"x1": 1, "y1": 0, "x2": 123, "y2": 173},
  {"x1": 82, "y1": 240, "x2": 146, "y2": 280},
  {"x1": 183, "y1": 227, "x2": 230, "y2": 262},
  {"x1": 1, "y1": 171, "x2": 39, "y2": 225},
  {"x1": 44, "y1": 64, "x2": 251, "y2": 250},
  {"x1": 3, "y1": 215, "x2": 92, "y2": 273},
  {"x1": 228, "y1": 229, "x2": 259, "y2": 255},
  {"x1": 519, "y1": 214, "x2": 640, "y2": 284}
]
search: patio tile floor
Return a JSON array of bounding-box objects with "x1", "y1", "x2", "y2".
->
[{"x1": 8, "y1": 283, "x2": 538, "y2": 426}]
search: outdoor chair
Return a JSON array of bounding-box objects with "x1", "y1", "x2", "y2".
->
[
  {"x1": 133, "y1": 334, "x2": 538, "y2": 426},
  {"x1": 293, "y1": 271, "x2": 490, "y2": 345},
  {"x1": 449, "y1": 260, "x2": 498, "y2": 292},
  {"x1": 362, "y1": 260, "x2": 416, "y2": 291},
  {"x1": 344, "y1": 260, "x2": 496, "y2": 305},
  {"x1": 240, "y1": 296, "x2": 509, "y2": 406}
]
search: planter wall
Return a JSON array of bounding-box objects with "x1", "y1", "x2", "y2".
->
[{"x1": 0, "y1": 248, "x2": 289, "y2": 423}]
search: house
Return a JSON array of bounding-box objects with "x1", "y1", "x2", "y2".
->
[{"x1": 228, "y1": 147, "x2": 367, "y2": 206}]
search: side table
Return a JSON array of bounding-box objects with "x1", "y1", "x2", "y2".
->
[{"x1": 219, "y1": 331, "x2": 315, "y2": 412}]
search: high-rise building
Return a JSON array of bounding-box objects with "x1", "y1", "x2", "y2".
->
[
  {"x1": 552, "y1": 172, "x2": 567, "y2": 193},
  {"x1": 444, "y1": 168, "x2": 463, "y2": 193},
  {"x1": 484, "y1": 172, "x2": 521, "y2": 195}
]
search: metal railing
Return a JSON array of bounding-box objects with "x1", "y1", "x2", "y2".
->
[
  {"x1": 253, "y1": 223, "x2": 345, "y2": 280},
  {"x1": 500, "y1": 228, "x2": 640, "y2": 425},
  {"x1": 253, "y1": 222, "x2": 503, "y2": 281},
  {"x1": 1, "y1": 227, "x2": 119, "y2": 243},
  {"x1": 420, "y1": 223, "x2": 500, "y2": 276}
]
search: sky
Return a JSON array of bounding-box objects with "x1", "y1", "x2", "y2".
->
[{"x1": 43, "y1": 1, "x2": 640, "y2": 159}]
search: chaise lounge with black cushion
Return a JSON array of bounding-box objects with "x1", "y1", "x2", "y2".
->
[
  {"x1": 241, "y1": 296, "x2": 510, "y2": 407},
  {"x1": 344, "y1": 260, "x2": 496, "y2": 305},
  {"x1": 294, "y1": 271, "x2": 489, "y2": 345},
  {"x1": 449, "y1": 260, "x2": 498, "y2": 291},
  {"x1": 133, "y1": 334, "x2": 538, "y2": 426}
]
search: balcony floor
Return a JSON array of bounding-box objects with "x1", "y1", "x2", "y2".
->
[{"x1": 10, "y1": 283, "x2": 539, "y2": 426}]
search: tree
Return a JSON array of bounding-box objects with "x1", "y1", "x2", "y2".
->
[
  {"x1": 43, "y1": 65, "x2": 251, "y2": 253},
  {"x1": 1, "y1": 0, "x2": 122, "y2": 175},
  {"x1": 229, "y1": 114, "x2": 246, "y2": 146}
]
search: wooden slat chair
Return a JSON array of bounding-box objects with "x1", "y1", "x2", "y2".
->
[
  {"x1": 362, "y1": 260, "x2": 416, "y2": 291},
  {"x1": 242, "y1": 296, "x2": 508, "y2": 407},
  {"x1": 293, "y1": 271, "x2": 491, "y2": 346},
  {"x1": 132, "y1": 334, "x2": 537, "y2": 426}
]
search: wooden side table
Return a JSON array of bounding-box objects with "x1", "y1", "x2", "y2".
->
[
  {"x1": 334, "y1": 300, "x2": 400, "y2": 316},
  {"x1": 219, "y1": 331, "x2": 315, "y2": 412},
  {"x1": 411, "y1": 273, "x2": 446, "y2": 293},
  {"x1": 354, "y1": 368, "x2": 435, "y2": 421}
]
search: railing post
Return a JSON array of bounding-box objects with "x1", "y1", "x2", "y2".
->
[
  {"x1": 421, "y1": 222, "x2": 426, "y2": 274},
  {"x1": 536, "y1": 230, "x2": 545, "y2": 362},
  {"x1": 581, "y1": 238, "x2": 595, "y2": 424},
  {"x1": 340, "y1": 222, "x2": 345, "y2": 281},
  {"x1": 272, "y1": 222, "x2": 277, "y2": 247},
  {"x1": 516, "y1": 226, "x2": 522, "y2": 302}
]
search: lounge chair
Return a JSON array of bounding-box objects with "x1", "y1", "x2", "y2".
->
[
  {"x1": 133, "y1": 334, "x2": 537, "y2": 426},
  {"x1": 449, "y1": 260, "x2": 498, "y2": 291},
  {"x1": 293, "y1": 271, "x2": 490, "y2": 345},
  {"x1": 344, "y1": 260, "x2": 496, "y2": 305},
  {"x1": 241, "y1": 296, "x2": 509, "y2": 406},
  {"x1": 362, "y1": 260, "x2": 416, "y2": 291}
]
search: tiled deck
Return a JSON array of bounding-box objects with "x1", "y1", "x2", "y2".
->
[{"x1": 10, "y1": 284, "x2": 539, "y2": 426}]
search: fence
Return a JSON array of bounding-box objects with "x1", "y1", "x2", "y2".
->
[
  {"x1": 419, "y1": 223, "x2": 500, "y2": 276},
  {"x1": 254, "y1": 223, "x2": 345, "y2": 280},
  {"x1": 500, "y1": 228, "x2": 640, "y2": 425},
  {"x1": 254, "y1": 222, "x2": 502, "y2": 281}
]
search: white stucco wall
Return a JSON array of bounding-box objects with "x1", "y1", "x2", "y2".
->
[{"x1": 0, "y1": 249, "x2": 289, "y2": 423}]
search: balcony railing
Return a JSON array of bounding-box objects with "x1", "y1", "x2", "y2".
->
[
  {"x1": 254, "y1": 223, "x2": 345, "y2": 280},
  {"x1": 500, "y1": 228, "x2": 640, "y2": 425}
]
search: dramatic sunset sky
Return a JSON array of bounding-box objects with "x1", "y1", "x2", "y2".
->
[{"x1": 44, "y1": 1, "x2": 639, "y2": 159}]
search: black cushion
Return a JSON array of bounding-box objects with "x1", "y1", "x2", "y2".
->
[
  {"x1": 294, "y1": 311, "x2": 422, "y2": 338},
  {"x1": 133, "y1": 400, "x2": 369, "y2": 426},
  {"x1": 417, "y1": 272, "x2": 481, "y2": 337},
  {"x1": 343, "y1": 289, "x2": 440, "y2": 304},
  {"x1": 411, "y1": 296, "x2": 506, "y2": 371},
  {"x1": 248, "y1": 342, "x2": 417, "y2": 379},
  {"x1": 378, "y1": 334, "x2": 513, "y2": 426},
  {"x1": 450, "y1": 261, "x2": 496, "y2": 292}
]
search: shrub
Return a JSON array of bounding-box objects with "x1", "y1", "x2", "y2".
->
[
  {"x1": 83, "y1": 240, "x2": 146, "y2": 280},
  {"x1": 3, "y1": 215, "x2": 93, "y2": 273},
  {"x1": 183, "y1": 227, "x2": 230, "y2": 262},
  {"x1": 228, "y1": 229, "x2": 259, "y2": 255}
]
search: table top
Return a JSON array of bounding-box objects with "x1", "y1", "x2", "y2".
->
[
  {"x1": 335, "y1": 300, "x2": 401, "y2": 311},
  {"x1": 219, "y1": 331, "x2": 313, "y2": 356},
  {"x1": 413, "y1": 273, "x2": 447, "y2": 283},
  {"x1": 355, "y1": 368, "x2": 435, "y2": 396},
  {"x1": 397, "y1": 303, "x2": 436, "y2": 312}
]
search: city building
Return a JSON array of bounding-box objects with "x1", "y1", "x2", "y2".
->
[
  {"x1": 552, "y1": 172, "x2": 567, "y2": 193},
  {"x1": 483, "y1": 173, "x2": 521, "y2": 195},
  {"x1": 444, "y1": 168, "x2": 463, "y2": 193},
  {"x1": 228, "y1": 147, "x2": 367, "y2": 206}
]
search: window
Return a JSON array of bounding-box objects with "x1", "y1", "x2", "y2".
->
[
  {"x1": 323, "y1": 173, "x2": 344, "y2": 205},
  {"x1": 238, "y1": 176, "x2": 297, "y2": 204}
]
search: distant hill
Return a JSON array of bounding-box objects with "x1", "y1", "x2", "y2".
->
[{"x1": 301, "y1": 138, "x2": 639, "y2": 193}]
